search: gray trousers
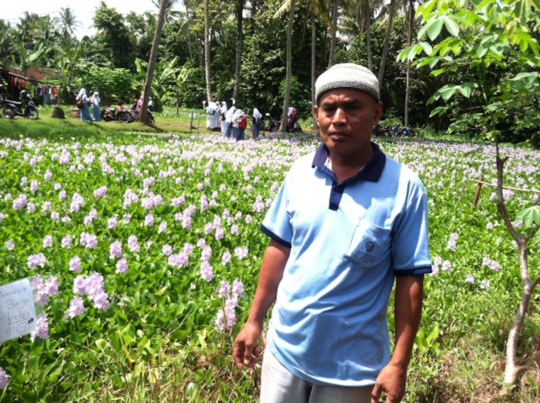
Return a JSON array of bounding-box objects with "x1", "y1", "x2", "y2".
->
[{"x1": 261, "y1": 348, "x2": 373, "y2": 403}]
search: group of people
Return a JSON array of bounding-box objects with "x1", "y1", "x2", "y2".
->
[
  {"x1": 204, "y1": 100, "x2": 266, "y2": 141},
  {"x1": 76, "y1": 88, "x2": 101, "y2": 122}
]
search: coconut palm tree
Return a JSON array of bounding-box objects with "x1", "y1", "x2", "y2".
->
[
  {"x1": 55, "y1": 7, "x2": 81, "y2": 43},
  {"x1": 275, "y1": 0, "x2": 297, "y2": 132},
  {"x1": 139, "y1": 0, "x2": 169, "y2": 124}
]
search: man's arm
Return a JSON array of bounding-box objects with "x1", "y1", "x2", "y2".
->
[
  {"x1": 371, "y1": 275, "x2": 424, "y2": 403},
  {"x1": 233, "y1": 239, "x2": 290, "y2": 370}
]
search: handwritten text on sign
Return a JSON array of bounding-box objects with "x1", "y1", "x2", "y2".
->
[{"x1": 0, "y1": 279, "x2": 37, "y2": 343}]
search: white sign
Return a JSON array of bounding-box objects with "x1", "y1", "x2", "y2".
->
[{"x1": 0, "y1": 279, "x2": 37, "y2": 343}]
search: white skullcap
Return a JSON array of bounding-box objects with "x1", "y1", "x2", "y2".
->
[{"x1": 315, "y1": 63, "x2": 380, "y2": 104}]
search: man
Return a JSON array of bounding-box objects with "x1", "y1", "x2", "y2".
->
[{"x1": 233, "y1": 63, "x2": 431, "y2": 403}]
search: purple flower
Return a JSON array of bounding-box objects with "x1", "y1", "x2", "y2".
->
[
  {"x1": 108, "y1": 216, "x2": 118, "y2": 229},
  {"x1": 158, "y1": 221, "x2": 168, "y2": 234},
  {"x1": 200, "y1": 261, "x2": 214, "y2": 282},
  {"x1": 480, "y1": 280, "x2": 490, "y2": 289},
  {"x1": 61, "y1": 235, "x2": 72, "y2": 249},
  {"x1": 13, "y1": 194, "x2": 28, "y2": 210},
  {"x1": 218, "y1": 281, "x2": 231, "y2": 299},
  {"x1": 465, "y1": 274, "x2": 475, "y2": 284},
  {"x1": 30, "y1": 180, "x2": 39, "y2": 194},
  {"x1": 44, "y1": 276, "x2": 59, "y2": 296},
  {"x1": 232, "y1": 280, "x2": 245, "y2": 297},
  {"x1": 234, "y1": 246, "x2": 248, "y2": 259},
  {"x1": 253, "y1": 196, "x2": 265, "y2": 213},
  {"x1": 162, "y1": 244, "x2": 173, "y2": 256},
  {"x1": 67, "y1": 297, "x2": 85, "y2": 318},
  {"x1": 43, "y1": 235, "x2": 53, "y2": 248},
  {"x1": 44, "y1": 170, "x2": 52, "y2": 181},
  {"x1": 94, "y1": 185, "x2": 108, "y2": 198},
  {"x1": 27, "y1": 253, "x2": 47, "y2": 269},
  {"x1": 442, "y1": 260, "x2": 452, "y2": 271},
  {"x1": 486, "y1": 222, "x2": 493, "y2": 231},
  {"x1": 221, "y1": 251, "x2": 232, "y2": 265},
  {"x1": 69, "y1": 256, "x2": 82, "y2": 272},
  {"x1": 168, "y1": 252, "x2": 189, "y2": 268},
  {"x1": 109, "y1": 241, "x2": 123, "y2": 260},
  {"x1": 92, "y1": 291, "x2": 110, "y2": 311},
  {"x1": 116, "y1": 258, "x2": 129, "y2": 274},
  {"x1": 70, "y1": 192, "x2": 85, "y2": 213},
  {"x1": 201, "y1": 246, "x2": 212, "y2": 261},
  {"x1": 145, "y1": 214, "x2": 155, "y2": 227},
  {"x1": 447, "y1": 233, "x2": 458, "y2": 251},
  {"x1": 0, "y1": 367, "x2": 10, "y2": 389},
  {"x1": 5, "y1": 240, "x2": 15, "y2": 250},
  {"x1": 128, "y1": 235, "x2": 140, "y2": 253},
  {"x1": 31, "y1": 313, "x2": 49, "y2": 341},
  {"x1": 80, "y1": 233, "x2": 98, "y2": 249}
]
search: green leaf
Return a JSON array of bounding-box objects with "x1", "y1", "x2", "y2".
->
[
  {"x1": 427, "y1": 18, "x2": 445, "y2": 41},
  {"x1": 443, "y1": 17, "x2": 460, "y2": 37},
  {"x1": 515, "y1": 206, "x2": 540, "y2": 229}
]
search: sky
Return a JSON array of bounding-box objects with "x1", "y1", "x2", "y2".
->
[{"x1": 2, "y1": 0, "x2": 179, "y2": 39}]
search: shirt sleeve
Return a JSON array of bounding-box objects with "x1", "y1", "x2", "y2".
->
[
  {"x1": 261, "y1": 176, "x2": 293, "y2": 249},
  {"x1": 391, "y1": 178, "x2": 432, "y2": 276}
]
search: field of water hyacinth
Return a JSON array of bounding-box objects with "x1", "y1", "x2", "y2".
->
[{"x1": 0, "y1": 131, "x2": 539, "y2": 402}]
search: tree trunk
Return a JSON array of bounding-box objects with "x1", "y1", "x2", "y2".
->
[
  {"x1": 328, "y1": 0, "x2": 338, "y2": 68},
  {"x1": 378, "y1": 0, "x2": 397, "y2": 84},
  {"x1": 365, "y1": 0, "x2": 373, "y2": 71},
  {"x1": 493, "y1": 144, "x2": 540, "y2": 386},
  {"x1": 204, "y1": 0, "x2": 212, "y2": 103},
  {"x1": 280, "y1": 0, "x2": 296, "y2": 133},
  {"x1": 233, "y1": 0, "x2": 245, "y2": 104},
  {"x1": 311, "y1": 13, "x2": 317, "y2": 130},
  {"x1": 139, "y1": 0, "x2": 168, "y2": 124},
  {"x1": 404, "y1": 0, "x2": 415, "y2": 127}
]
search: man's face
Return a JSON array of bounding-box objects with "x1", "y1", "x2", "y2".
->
[{"x1": 314, "y1": 88, "x2": 383, "y2": 158}]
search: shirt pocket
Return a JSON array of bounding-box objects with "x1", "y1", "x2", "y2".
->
[{"x1": 344, "y1": 217, "x2": 391, "y2": 269}]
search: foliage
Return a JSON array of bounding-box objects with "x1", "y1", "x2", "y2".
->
[
  {"x1": 399, "y1": 0, "x2": 540, "y2": 147},
  {"x1": 79, "y1": 67, "x2": 136, "y2": 106},
  {"x1": 0, "y1": 126, "x2": 539, "y2": 401}
]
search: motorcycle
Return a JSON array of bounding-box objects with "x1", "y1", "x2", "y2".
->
[
  {"x1": 122, "y1": 101, "x2": 155, "y2": 125},
  {"x1": 263, "y1": 113, "x2": 279, "y2": 133},
  {"x1": 2, "y1": 90, "x2": 39, "y2": 119}
]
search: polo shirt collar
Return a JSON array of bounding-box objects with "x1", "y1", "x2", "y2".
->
[{"x1": 312, "y1": 141, "x2": 386, "y2": 183}]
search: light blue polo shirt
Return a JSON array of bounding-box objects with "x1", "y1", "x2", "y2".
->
[{"x1": 261, "y1": 142, "x2": 432, "y2": 387}]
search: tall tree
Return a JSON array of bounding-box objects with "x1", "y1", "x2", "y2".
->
[
  {"x1": 233, "y1": 0, "x2": 246, "y2": 104},
  {"x1": 403, "y1": 0, "x2": 415, "y2": 127},
  {"x1": 204, "y1": 0, "x2": 213, "y2": 102},
  {"x1": 328, "y1": 0, "x2": 339, "y2": 67},
  {"x1": 139, "y1": 0, "x2": 169, "y2": 124},
  {"x1": 378, "y1": 0, "x2": 397, "y2": 84},
  {"x1": 55, "y1": 7, "x2": 81, "y2": 44},
  {"x1": 277, "y1": 0, "x2": 297, "y2": 132}
]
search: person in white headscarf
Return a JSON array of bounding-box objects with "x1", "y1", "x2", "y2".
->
[
  {"x1": 206, "y1": 101, "x2": 219, "y2": 130},
  {"x1": 232, "y1": 108, "x2": 247, "y2": 141},
  {"x1": 225, "y1": 104, "x2": 237, "y2": 138},
  {"x1": 76, "y1": 88, "x2": 92, "y2": 122},
  {"x1": 220, "y1": 101, "x2": 228, "y2": 135},
  {"x1": 90, "y1": 91, "x2": 101, "y2": 122},
  {"x1": 252, "y1": 108, "x2": 263, "y2": 139}
]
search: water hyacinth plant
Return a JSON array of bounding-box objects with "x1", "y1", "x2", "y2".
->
[{"x1": 0, "y1": 133, "x2": 539, "y2": 402}]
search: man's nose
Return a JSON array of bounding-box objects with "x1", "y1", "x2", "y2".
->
[{"x1": 332, "y1": 108, "x2": 346, "y2": 124}]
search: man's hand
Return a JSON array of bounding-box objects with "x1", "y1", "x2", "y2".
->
[
  {"x1": 233, "y1": 321, "x2": 263, "y2": 370},
  {"x1": 371, "y1": 363, "x2": 407, "y2": 403}
]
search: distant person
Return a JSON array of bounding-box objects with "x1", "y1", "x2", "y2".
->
[
  {"x1": 232, "y1": 108, "x2": 246, "y2": 141},
  {"x1": 225, "y1": 104, "x2": 237, "y2": 138},
  {"x1": 252, "y1": 108, "x2": 263, "y2": 139},
  {"x1": 90, "y1": 92, "x2": 101, "y2": 122},
  {"x1": 76, "y1": 88, "x2": 92, "y2": 122}
]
